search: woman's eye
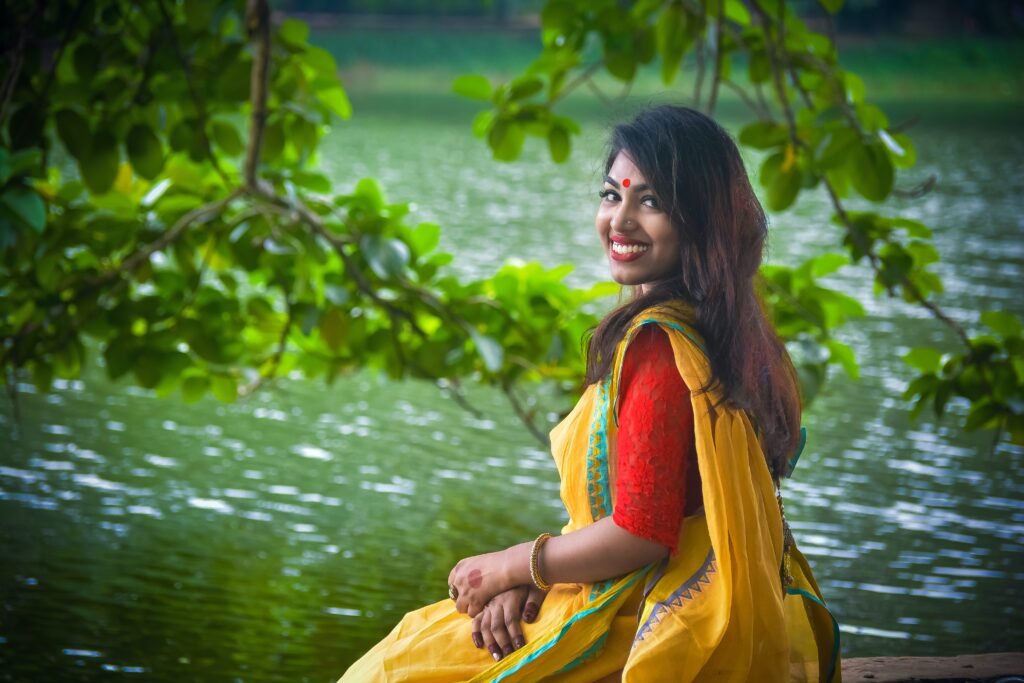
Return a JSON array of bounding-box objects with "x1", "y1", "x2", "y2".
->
[
  {"x1": 598, "y1": 189, "x2": 620, "y2": 202},
  {"x1": 642, "y1": 196, "x2": 659, "y2": 209}
]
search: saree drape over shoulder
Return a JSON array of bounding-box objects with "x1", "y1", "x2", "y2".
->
[{"x1": 340, "y1": 300, "x2": 841, "y2": 683}]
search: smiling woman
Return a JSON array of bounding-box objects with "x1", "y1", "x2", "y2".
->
[
  {"x1": 596, "y1": 155, "x2": 681, "y2": 290},
  {"x1": 338, "y1": 105, "x2": 840, "y2": 683}
]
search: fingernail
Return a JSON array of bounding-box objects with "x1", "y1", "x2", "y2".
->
[
  {"x1": 513, "y1": 636, "x2": 526, "y2": 649},
  {"x1": 523, "y1": 604, "x2": 538, "y2": 622},
  {"x1": 489, "y1": 645, "x2": 501, "y2": 661},
  {"x1": 502, "y1": 645, "x2": 513, "y2": 657},
  {"x1": 472, "y1": 633, "x2": 483, "y2": 648}
]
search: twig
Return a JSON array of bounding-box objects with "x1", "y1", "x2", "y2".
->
[
  {"x1": 705, "y1": 0, "x2": 725, "y2": 117},
  {"x1": 693, "y1": 35, "x2": 706, "y2": 108},
  {"x1": 750, "y1": 1, "x2": 800, "y2": 148},
  {"x1": 502, "y1": 382, "x2": 550, "y2": 449},
  {"x1": 550, "y1": 61, "x2": 602, "y2": 105},
  {"x1": 722, "y1": 79, "x2": 769, "y2": 119},
  {"x1": 245, "y1": 0, "x2": 271, "y2": 190},
  {"x1": 892, "y1": 176, "x2": 936, "y2": 199},
  {"x1": 3, "y1": 367, "x2": 21, "y2": 428},
  {"x1": 240, "y1": 297, "x2": 295, "y2": 396},
  {"x1": 438, "y1": 378, "x2": 483, "y2": 418},
  {"x1": 0, "y1": 1, "x2": 44, "y2": 126}
]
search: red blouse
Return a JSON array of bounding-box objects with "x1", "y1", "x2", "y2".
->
[{"x1": 612, "y1": 325, "x2": 703, "y2": 556}]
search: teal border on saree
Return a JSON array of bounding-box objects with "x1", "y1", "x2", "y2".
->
[
  {"x1": 785, "y1": 587, "x2": 841, "y2": 683},
  {"x1": 488, "y1": 569, "x2": 650, "y2": 683}
]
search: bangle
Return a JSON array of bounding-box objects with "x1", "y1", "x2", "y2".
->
[{"x1": 529, "y1": 532, "x2": 553, "y2": 591}]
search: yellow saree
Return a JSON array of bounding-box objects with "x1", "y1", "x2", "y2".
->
[{"x1": 340, "y1": 301, "x2": 841, "y2": 682}]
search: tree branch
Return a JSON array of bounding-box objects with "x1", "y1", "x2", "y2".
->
[
  {"x1": 550, "y1": 61, "x2": 603, "y2": 105},
  {"x1": 502, "y1": 382, "x2": 551, "y2": 449},
  {"x1": 705, "y1": 0, "x2": 725, "y2": 117},
  {"x1": 245, "y1": 0, "x2": 271, "y2": 190},
  {"x1": 240, "y1": 296, "x2": 295, "y2": 396}
]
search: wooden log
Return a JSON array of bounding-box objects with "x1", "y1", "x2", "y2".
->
[{"x1": 843, "y1": 652, "x2": 1024, "y2": 682}]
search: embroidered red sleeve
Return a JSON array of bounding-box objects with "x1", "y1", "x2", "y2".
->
[{"x1": 612, "y1": 324, "x2": 700, "y2": 556}]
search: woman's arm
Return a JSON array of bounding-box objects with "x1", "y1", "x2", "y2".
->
[
  {"x1": 449, "y1": 519, "x2": 669, "y2": 616},
  {"x1": 504, "y1": 516, "x2": 670, "y2": 587}
]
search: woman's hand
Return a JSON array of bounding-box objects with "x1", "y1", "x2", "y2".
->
[
  {"x1": 448, "y1": 548, "x2": 521, "y2": 617},
  {"x1": 471, "y1": 586, "x2": 548, "y2": 661}
]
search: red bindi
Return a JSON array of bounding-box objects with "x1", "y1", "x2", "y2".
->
[{"x1": 622, "y1": 178, "x2": 631, "y2": 188}]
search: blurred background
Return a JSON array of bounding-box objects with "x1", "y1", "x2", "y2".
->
[{"x1": 1, "y1": 1, "x2": 1022, "y2": 681}]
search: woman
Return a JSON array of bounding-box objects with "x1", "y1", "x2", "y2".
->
[{"x1": 340, "y1": 105, "x2": 840, "y2": 682}]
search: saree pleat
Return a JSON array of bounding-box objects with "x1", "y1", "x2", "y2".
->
[{"x1": 339, "y1": 300, "x2": 841, "y2": 683}]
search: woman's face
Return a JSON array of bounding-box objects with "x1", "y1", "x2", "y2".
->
[{"x1": 595, "y1": 151, "x2": 681, "y2": 293}]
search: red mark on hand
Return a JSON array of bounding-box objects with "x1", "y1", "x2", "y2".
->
[
  {"x1": 622, "y1": 178, "x2": 631, "y2": 188},
  {"x1": 468, "y1": 569, "x2": 483, "y2": 588}
]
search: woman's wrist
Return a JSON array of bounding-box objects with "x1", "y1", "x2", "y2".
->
[{"x1": 503, "y1": 541, "x2": 534, "y2": 587}]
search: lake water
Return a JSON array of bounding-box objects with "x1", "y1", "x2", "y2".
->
[{"x1": 2, "y1": 67, "x2": 1023, "y2": 682}]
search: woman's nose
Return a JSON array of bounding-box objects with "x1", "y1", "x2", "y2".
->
[{"x1": 611, "y1": 205, "x2": 638, "y2": 232}]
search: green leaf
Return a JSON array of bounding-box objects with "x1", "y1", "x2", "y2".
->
[
  {"x1": 767, "y1": 164, "x2": 801, "y2": 211},
  {"x1": 354, "y1": 177, "x2": 384, "y2": 211},
  {"x1": 964, "y1": 400, "x2": 1000, "y2": 432},
  {"x1": 548, "y1": 124, "x2": 570, "y2": 163},
  {"x1": 361, "y1": 234, "x2": 410, "y2": 279},
  {"x1": 0, "y1": 185, "x2": 46, "y2": 232},
  {"x1": 472, "y1": 109, "x2": 495, "y2": 139},
  {"x1": 209, "y1": 120, "x2": 244, "y2": 156},
  {"x1": 320, "y1": 307, "x2": 349, "y2": 351},
  {"x1": 410, "y1": 222, "x2": 441, "y2": 255},
  {"x1": 126, "y1": 124, "x2": 165, "y2": 179},
  {"x1": 261, "y1": 119, "x2": 284, "y2": 162},
  {"x1": 452, "y1": 74, "x2": 493, "y2": 102},
  {"x1": 104, "y1": 335, "x2": 138, "y2": 380},
  {"x1": 818, "y1": 0, "x2": 844, "y2": 12},
  {"x1": 903, "y1": 347, "x2": 943, "y2": 374},
  {"x1": 181, "y1": 374, "x2": 209, "y2": 403},
  {"x1": 319, "y1": 86, "x2": 352, "y2": 120},
  {"x1": 739, "y1": 121, "x2": 788, "y2": 150},
  {"x1": 488, "y1": 118, "x2": 525, "y2": 162},
  {"x1": 811, "y1": 253, "x2": 849, "y2": 277},
  {"x1": 72, "y1": 42, "x2": 100, "y2": 80},
  {"x1": 825, "y1": 339, "x2": 859, "y2": 380},
  {"x1": 80, "y1": 130, "x2": 120, "y2": 194},
  {"x1": 210, "y1": 374, "x2": 237, "y2": 403},
  {"x1": 54, "y1": 108, "x2": 91, "y2": 159},
  {"x1": 470, "y1": 330, "x2": 504, "y2": 373},
  {"x1": 279, "y1": 18, "x2": 310, "y2": 49},
  {"x1": 850, "y1": 142, "x2": 894, "y2": 201},
  {"x1": 725, "y1": 0, "x2": 751, "y2": 24},
  {"x1": 509, "y1": 76, "x2": 543, "y2": 101},
  {"x1": 656, "y1": 4, "x2": 688, "y2": 84},
  {"x1": 291, "y1": 170, "x2": 332, "y2": 193},
  {"x1": 981, "y1": 311, "x2": 1023, "y2": 339}
]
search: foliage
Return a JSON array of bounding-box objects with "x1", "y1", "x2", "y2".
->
[
  {"x1": 0, "y1": 0, "x2": 608, "y2": 444},
  {"x1": 453, "y1": 0, "x2": 1023, "y2": 447},
  {"x1": 3, "y1": 0, "x2": 1019, "y2": 449}
]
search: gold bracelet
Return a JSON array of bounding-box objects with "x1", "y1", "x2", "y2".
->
[{"x1": 529, "y1": 532, "x2": 553, "y2": 591}]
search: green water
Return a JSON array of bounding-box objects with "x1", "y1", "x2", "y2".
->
[{"x1": 2, "y1": 32, "x2": 1024, "y2": 683}]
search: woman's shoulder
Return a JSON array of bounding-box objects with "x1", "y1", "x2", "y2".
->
[{"x1": 625, "y1": 299, "x2": 704, "y2": 348}]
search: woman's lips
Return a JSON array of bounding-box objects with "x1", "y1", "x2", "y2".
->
[{"x1": 609, "y1": 239, "x2": 649, "y2": 262}]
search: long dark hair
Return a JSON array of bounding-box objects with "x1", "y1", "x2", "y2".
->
[{"x1": 583, "y1": 105, "x2": 801, "y2": 478}]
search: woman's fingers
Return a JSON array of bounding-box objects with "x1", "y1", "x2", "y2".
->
[
  {"x1": 479, "y1": 610, "x2": 501, "y2": 662},
  {"x1": 470, "y1": 613, "x2": 484, "y2": 649},
  {"x1": 488, "y1": 604, "x2": 514, "y2": 659},
  {"x1": 523, "y1": 586, "x2": 547, "y2": 624},
  {"x1": 503, "y1": 602, "x2": 526, "y2": 652}
]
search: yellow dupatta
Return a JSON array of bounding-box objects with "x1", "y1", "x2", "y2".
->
[
  {"x1": 339, "y1": 300, "x2": 840, "y2": 683},
  {"x1": 474, "y1": 300, "x2": 840, "y2": 682}
]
